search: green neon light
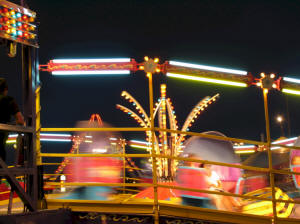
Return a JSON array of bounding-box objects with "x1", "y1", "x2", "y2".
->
[
  {"x1": 166, "y1": 73, "x2": 247, "y2": 87},
  {"x1": 282, "y1": 88, "x2": 300, "y2": 95}
]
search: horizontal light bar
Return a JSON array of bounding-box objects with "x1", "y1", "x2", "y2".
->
[
  {"x1": 52, "y1": 70, "x2": 130, "y2": 75},
  {"x1": 282, "y1": 88, "x2": 300, "y2": 95},
  {"x1": 233, "y1": 145, "x2": 255, "y2": 149},
  {"x1": 130, "y1": 140, "x2": 149, "y2": 145},
  {"x1": 52, "y1": 58, "x2": 131, "y2": 63},
  {"x1": 235, "y1": 150, "x2": 255, "y2": 154},
  {"x1": 283, "y1": 77, "x2": 300, "y2": 84},
  {"x1": 271, "y1": 146, "x2": 281, "y2": 151},
  {"x1": 41, "y1": 133, "x2": 72, "y2": 137},
  {"x1": 166, "y1": 73, "x2": 247, "y2": 87},
  {"x1": 40, "y1": 139, "x2": 72, "y2": 142},
  {"x1": 129, "y1": 144, "x2": 150, "y2": 150},
  {"x1": 92, "y1": 148, "x2": 107, "y2": 153},
  {"x1": 6, "y1": 140, "x2": 16, "y2": 144},
  {"x1": 272, "y1": 137, "x2": 297, "y2": 145},
  {"x1": 169, "y1": 61, "x2": 247, "y2": 75}
]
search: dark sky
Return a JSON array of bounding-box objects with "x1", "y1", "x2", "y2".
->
[{"x1": 2, "y1": 0, "x2": 300, "y2": 142}]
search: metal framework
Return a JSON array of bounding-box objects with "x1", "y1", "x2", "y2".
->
[{"x1": 38, "y1": 57, "x2": 300, "y2": 223}]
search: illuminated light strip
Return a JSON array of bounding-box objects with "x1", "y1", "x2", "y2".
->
[
  {"x1": 271, "y1": 146, "x2": 281, "y2": 151},
  {"x1": 282, "y1": 88, "x2": 300, "y2": 95},
  {"x1": 272, "y1": 137, "x2": 297, "y2": 144},
  {"x1": 129, "y1": 144, "x2": 150, "y2": 150},
  {"x1": 8, "y1": 134, "x2": 18, "y2": 138},
  {"x1": 40, "y1": 139, "x2": 72, "y2": 142},
  {"x1": 52, "y1": 70, "x2": 130, "y2": 75},
  {"x1": 6, "y1": 140, "x2": 16, "y2": 144},
  {"x1": 41, "y1": 133, "x2": 72, "y2": 137},
  {"x1": 130, "y1": 140, "x2": 150, "y2": 145},
  {"x1": 169, "y1": 61, "x2": 247, "y2": 75},
  {"x1": 166, "y1": 73, "x2": 247, "y2": 87},
  {"x1": 234, "y1": 145, "x2": 255, "y2": 149},
  {"x1": 52, "y1": 58, "x2": 131, "y2": 63},
  {"x1": 235, "y1": 150, "x2": 255, "y2": 154},
  {"x1": 109, "y1": 137, "x2": 117, "y2": 141},
  {"x1": 92, "y1": 148, "x2": 107, "y2": 153},
  {"x1": 283, "y1": 77, "x2": 300, "y2": 84}
]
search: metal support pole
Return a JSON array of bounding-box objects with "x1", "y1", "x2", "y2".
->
[
  {"x1": 35, "y1": 86, "x2": 41, "y2": 165},
  {"x1": 263, "y1": 89, "x2": 277, "y2": 223},
  {"x1": 148, "y1": 73, "x2": 159, "y2": 224},
  {"x1": 122, "y1": 140, "x2": 126, "y2": 194}
]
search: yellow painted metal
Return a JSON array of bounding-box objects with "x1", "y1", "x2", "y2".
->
[
  {"x1": 122, "y1": 139, "x2": 126, "y2": 194},
  {"x1": 40, "y1": 153, "x2": 151, "y2": 158},
  {"x1": 41, "y1": 127, "x2": 150, "y2": 132},
  {"x1": 263, "y1": 89, "x2": 277, "y2": 222},
  {"x1": 35, "y1": 86, "x2": 41, "y2": 165},
  {"x1": 45, "y1": 182, "x2": 152, "y2": 188},
  {"x1": 154, "y1": 127, "x2": 266, "y2": 146},
  {"x1": 148, "y1": 72, "x2": 159, "y2": 224},
  {"x1": 242, "y1": 187, "x2": 294, "y2": 218}
]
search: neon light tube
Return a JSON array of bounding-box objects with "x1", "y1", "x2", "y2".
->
[
  {"x1": 169, "y1": 61, "x2": 247, "y2": 75},
  {"x1": 92, "y1": 148, "x2": 107, "y2": 153},
  {"x1": 40, "y1": 139, "x2": 72, "y2": 142},
  {"x1": 129, "y1": 144, "x2": 150, "y2": 150},
  {"x1": 283, "y1": 77, "x2": 300, "y2": 84},
  {"x1": 166, "y1": 73, "x2": 247, "y2": 87},
  {"x1": 6, "y1": 140, "x2": 16, "y2": 144},
  {"x1": 52, "y1": 58, "x2": 131, "y2": 63},
  {"x1": 235, "y1": 150, "x2": 255, "y2": 154},
  {"x1": 52, "y1": 70, "x2": 130, "y2": 75},
  {"x1": 130, "y1": 140, "x2": 149, "y2": 145},
  {"x1": 41, "y1": 133, "x2": 72, "y2": 137},
  {"x1": 272, "y1": 137, "x2": 297, "y2": 144},
  {"x1": 271, "y1": 146, "x2": 281, "y2": 151},
  {"x1": 282, "y1": 88, "x2": 300, "y2": 95},
  {"x1": 233, "y1": 145, "x2": 255, "y2": 149}
]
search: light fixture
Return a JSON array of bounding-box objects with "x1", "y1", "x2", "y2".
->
[
  {"x1": 169, "y1": 61, "x2": 247, "y2": 75},
  {"x1": 283, "y1": 77, "x2": 300, "y2": 84},
  {"x1": 52, "y1": 58, "x2": 131, "y2": 63},
  {"x1": 52, "y1": 70, "x2": 130, "y2": 75},
  {"x1": 282, "y1": 88, "x2": 300, "y2": 95},
  {"x1": 166, "y1": 72, "x2": 247, "y2": 87}
]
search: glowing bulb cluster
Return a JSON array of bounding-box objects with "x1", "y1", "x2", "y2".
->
[
  {"x1": 0, "y1": 2, "x2": 37, "y2": 47},
  {"x1": 120, "y1": 91, "x2": 150, "y2": 127}
]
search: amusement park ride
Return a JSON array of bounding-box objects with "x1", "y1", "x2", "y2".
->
[{"x1": 3, "y1": 0, "x2": 300, "y2": 223}]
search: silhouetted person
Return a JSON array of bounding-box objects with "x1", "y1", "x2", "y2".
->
[{"x1": 0, "y1": 78, "x2": 24, "y2": 162}]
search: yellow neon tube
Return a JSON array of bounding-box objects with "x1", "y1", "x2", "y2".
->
[
  {"x1": 235, "y1": 149, "x2": 255, "y2": 154},
  {"x1": 282, "y1": 88, "x2": 300, "y2": 95},
  {"x1": 166, "y1": 73, "x2": 247, "y2": 87}
]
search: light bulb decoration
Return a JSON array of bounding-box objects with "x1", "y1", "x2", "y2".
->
[
  {"x1": 117, "y1": 84, "x2": 219, "y2": 181},
  {"x1": 252, "y1": 73, "x2": 281, "y2": 91},
  {"x1": 139, "y1": 56, "x2": 166, "y2": 76},
  {"x1": 0, "y1": 1, "x2": 38, "y2": 48}
]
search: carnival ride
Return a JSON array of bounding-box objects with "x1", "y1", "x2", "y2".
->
[
  {"x1": 3, "y1": 0, "x2": 300, "y2": 222},
  {"x1": 39, "y1": 56, "x2": 300, "y2": 223}
]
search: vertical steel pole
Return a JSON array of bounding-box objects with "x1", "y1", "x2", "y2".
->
[
  {"x1": 35, "y1": 86, "x2": 41, "y2": 166},
  {"x1": 122, "y1": 140, "x2": 126, "y2": 194},
  {"x1": 148, "y1": 73, "x2": 159, "y2": 224},
  {"x1": 263, "y1": 89, "x2": 277, "y2": 223}
]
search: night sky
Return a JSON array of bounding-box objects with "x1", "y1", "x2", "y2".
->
[{"x1": 2, "y1": 0, "x2": 300, "y2": 143}]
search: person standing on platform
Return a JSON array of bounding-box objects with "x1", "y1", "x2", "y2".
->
[{"x1": 0, "y1": 78, "x2": 24, "y2": 162}]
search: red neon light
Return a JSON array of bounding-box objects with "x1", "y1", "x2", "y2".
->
[{"x1": 39, "y1": 59, "x2": 138, "y2": 72}]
